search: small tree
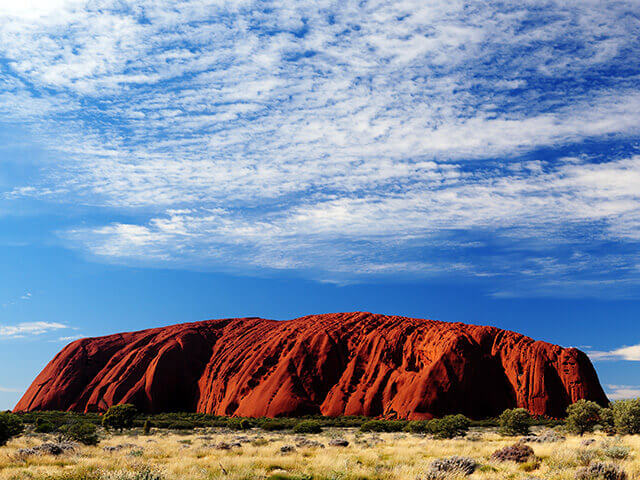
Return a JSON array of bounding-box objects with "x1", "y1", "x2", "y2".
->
[
  {"x1": 427, "y1": 414, "x2": 471, "y2": 439},
  {"x1": 227, "y1": 418, "x2": 251, "y2": 430},
  {"x1": 599, "y1": 407, "x2": 615, "y2": 435},
  {"x1": 498, "y1": 408, "x2": 531, "y2": 436},
  {"x1": 0, "y1": 412, "x2": 24, "y2": 446},
  {"x1": 102, "y1": 404, "x2": 137, "y2": 431},
  {"x1": 612, "y1": 399, "x2": 640, "y2": 435},
  {"x1": 566, "y1": 400, "x2": 602, "y2": 435},
  {"x1": 293, "y1": 420, "x2": 323, "y2": 434},
  {"x1": 61, "y1": 421, "x2": 99, "y2": 445},
  {"x1": 143, "y1": 419, "x2": 152, "y2": 435},
  {"x1": 35, "y1": 417, "x2": 57, "y2": 433}
]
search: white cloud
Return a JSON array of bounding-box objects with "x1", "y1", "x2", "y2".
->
[
  {"x1": 0, "y1": 1, "x2": 639, "y2": 292},
  {"x1": 57, "y1": 334, "x2": 85, "y2": 342},
  {"x1": 2, "y1": 291, "x2": 35, "y2": 308},
  {"x1": 61, "y1": 155, "x2": 640, "y2": 287},
  {"x1": 590, "y1": 344, "x2": 640, "y2": 362},
  {"x1": 0, "y1": 0, "x2": 83, "y2": 20},
  {"x1": 0, "y1": 322, "x2": 68, "y2": 339},
  {"x1": 606, "y1": 385, "x2": 640, "y2": 401},
  {"x1": 0, "y1": 386, "x2": 24, "y2": 393}
]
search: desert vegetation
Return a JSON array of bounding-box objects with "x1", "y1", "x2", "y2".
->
[{"x1": 1, "y1": 401, "x2": 640, "y2": 480}]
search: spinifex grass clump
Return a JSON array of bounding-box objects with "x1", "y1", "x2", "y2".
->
[
  {"x1": 491, "y1": 443, "x2": 535, "y2": 463},
  {"x1": 0, "y1": 423, "x2": 638, "y2": 480},
  {"x1": 576, "y1": 462, "x2": 627, "y2": 480},
  {"x1": 602, "y1": 445, "x2": 630, "y2": 460},
  {"x1": 429, "y1": 456, "x2": 477, "y2": 475},
  {"x1": 17, "y1": 441, "x2": 76, "y2": 457},
  {"x1": 521, "y1": 430, "x2": 565, "y2": 443}
]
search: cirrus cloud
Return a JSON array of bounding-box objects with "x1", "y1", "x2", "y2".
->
[{"x1": 1, "y1": 0, "x2": 640, "y2": 294}]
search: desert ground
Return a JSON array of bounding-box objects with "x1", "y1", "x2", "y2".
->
[{"x1": 0, "y1": 426, "x2": 635, "y2": 480}]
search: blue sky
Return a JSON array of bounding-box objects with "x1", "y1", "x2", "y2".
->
[{"x1": 1, "y1": 0, "x2": 640, "y2": 410}]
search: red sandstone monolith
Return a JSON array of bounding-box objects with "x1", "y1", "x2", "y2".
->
[{"x1": 14, "y1": 312, "x2": 608, "y2": 418}]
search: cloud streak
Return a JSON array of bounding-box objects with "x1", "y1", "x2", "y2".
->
[
  {"x1": 606, "y1": 385, "x2": 640, "y2": 401},
  {"x1": 3, "y1": 291, "x2": 34, "y2": 308},
  {"x1": 0, "y1": 386, "x2": 24, "y2": 393},
  {"x1": 590, "y1": 344, "x2": 640, "y2": 362},
  {"x1": 0, "y1": 322, "x2": 68, "y2": 339},
  {"x1": 57, "y1": 334, "x2": 85, "y2": 342}
]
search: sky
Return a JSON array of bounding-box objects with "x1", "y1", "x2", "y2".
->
[{"x1": 1, "y1": 0, "x2": 640, "y2": 410}]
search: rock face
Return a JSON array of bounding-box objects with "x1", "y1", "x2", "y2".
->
[{"x1": 14, "y1": 312, "x2": 608, "y2": 418}]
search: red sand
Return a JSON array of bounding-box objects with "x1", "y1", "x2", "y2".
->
[{"x1": 14, "y1": 312, "x2": 608, "y2": 418}]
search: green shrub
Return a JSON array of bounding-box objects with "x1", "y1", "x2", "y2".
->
[
  {"x1": 266, "y1": 474, "x2": 312, "y2": 480},
  {"x1": 102, "y1": 404, "x2": 137, "y2": 431},
  {"x1": 61, "y1": 421, "x2": 99, "y2": 445},
  {"x1": 478, "y1": 465, "x2": 498, "y2": 473},
  {"x1": 259, "y1": 419, "x2": 297, "y2": 431},
  {"x1": 498, "y1": 408, "x2": 531, "y2": 436},
  {"x1": 359, "y1": 419, "x2": 406, "y2": 432},
  {"x1": 166, "y1": 420, "x2": 196, "y2": 430},
  {"x1": 612, "y1": 399, "x2": 640, "y2": 435},
  {"x1": 293, "y1": 420, "x2": 323, "y2": 434},
  {"x1": 35, "y1": 418, "x2": 57, "y2": 433},
  {"x1": 325, "y1": 416, "x2": 368, "y2": 428},
  {"x1": 599, "y1": 407, "x2": 615, "y2": 435},
  {"x1": 520, "y1": 459, "x2": 541, "y2": 472},
  {"x1": 566, "y1": 400, "x2": 602, "y2": 435},
  {"x1": 18, "y1": 411, "x2": 101, "y2": 430},
  {"x1": 360, "y1": 420, "x2": 385, "y2": 432},
  {"x1": 228, "y1": 418, "x2": 252, "y2": 430},
  {"x1": 0, "y1": 412, "x2": 24, "y2": 446},
  {"x1": 404, "y1": 420, "x2": 430, "y2": 433},
  {"x1": 427, "y1": 414, "x2": 470, "y2": 439}
]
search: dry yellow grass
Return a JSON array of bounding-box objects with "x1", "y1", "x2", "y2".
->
[{"x1": 0, "y1": 427, "x2": 636, "y2": 480}]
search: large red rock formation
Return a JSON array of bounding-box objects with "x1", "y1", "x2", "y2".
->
[{"x1": 14, "y1": 312, "x2": 608, "y2": 418}]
